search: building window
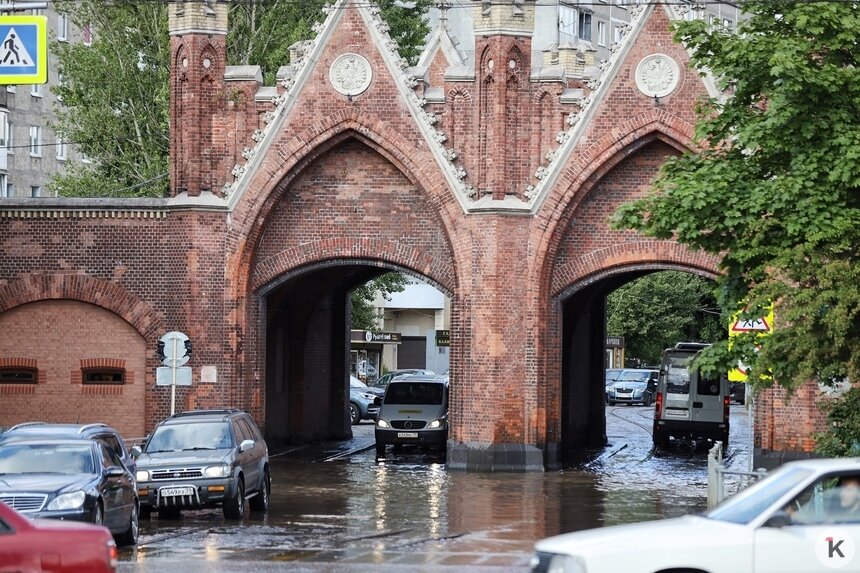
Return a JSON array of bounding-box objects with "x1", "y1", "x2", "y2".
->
[
  {"x1": 5, "y1": 183, "x2": 13, "y2": 197},
  {"x1": 0, "y1": 111, "x2": 7, "y2": 148},
  {"x1": 82, "y1": 23, "x2": 92, "y2": 46},
  {"x1": 597, "y1": 21, "x2": 607, "y2": 46},
  {"x1": 0, "y1": 368, "x2": 37, "y2": 384},
  {"x1": 30, "y1": 7, "x2": 41, "y2": 15},
  {"x1": 83, "y1": 369, "x2": 125, "y2": 385},
  {"x1": 613, "y1": 24, "x2": 624, "y2": 44},
  {"x1": 578, "y1": 12, "x2": 592, "y2": 41},
  {"x1": 56, "y1": 136, "x2": 67, "y2": 160},
  {"x1": 29, "y1": 126, "x2": 41, "y2": 156},
  {"x1": 0, "y1": 174, "x2": 6, "y2": 197},
  {"x1": 6, "y1": 119, "x2": 13, "y2": 154},
  {"x1": 559, "y1": 5, "x2": 577, "y2": 38},
  {"x1": 31, "y1": 83, "x2": 41, "y2": 97},
  {"x1": 57, "y1": 13, "x2": 68, "y2": 42},
  {"x1": 30, "y1": 185, "x2": 41, "y2": 197},
  {"x1": 5, "y1": 85, "x2": 14, "y2": 93},
  {"x1": 722, "y1": 18, "x2": 734, "y2": 31},
  {"x1": 81, "y1": 150, "x2": 92, "y2": 164}
]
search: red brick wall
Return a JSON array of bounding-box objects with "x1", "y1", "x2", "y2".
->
[{"x1": 0, "y1": 300, "x2": 147, "y2": 438}]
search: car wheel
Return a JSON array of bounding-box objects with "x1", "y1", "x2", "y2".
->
[
  {"x1": 92, "y1": 501, "x2": 104, "y2": 525},
  {"x1": 349, "y1": 402, "x2": 361, "y2": 425},
  {"x1": 223, "y1": 478, "x2": 245, "y2": 520},
  {"x1": 116, "y1": 502, "x2": 139, "y2": 547},
  {"x1": 643, "y1": 394, "x2": 652, "y2": 407},
  {"x1": 653, "y1": 431, "x2": 670, "y2": 449},
  {"x1": 249, "y1": 469, "x2": 270, "y2": 513}
]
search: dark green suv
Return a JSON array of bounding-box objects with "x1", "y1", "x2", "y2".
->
[{"x1": 131, "y1": 409, "x2": 269, "y2": 520}]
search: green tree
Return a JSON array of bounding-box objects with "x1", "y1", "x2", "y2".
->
[
  {"x1": 51, "y1": 0, "x2": 432, "y2": 197},
  {"x1": 51, "y1": 0, "x2": 170, "y2": 197},
  {"x1": 607, "y1": 271, "x2": 723, "y2": 366},
  {"x1": 816, "y1": 386, "x2": 860, "y2": 458},
  {"x1": 350, "y1": 272, "x2": 409, "y2": 331},
  {"x1": 613, "y1": 1, "x2": 860, "y2": 391}
]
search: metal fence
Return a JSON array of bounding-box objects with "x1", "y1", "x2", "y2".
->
[{"x1": 707, "y1": 442, "x2": 768, "y2": 508}]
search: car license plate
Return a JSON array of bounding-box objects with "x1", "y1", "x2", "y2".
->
[
  {"x1": 665, "y1": 408, "x2": 688, "y2": 416},
  {"x1": 397, "y1": 432, "x2": 419, "y2": 439},
  {"x1": 160, "y1": 486, "x2": 195, "y2": 497}
]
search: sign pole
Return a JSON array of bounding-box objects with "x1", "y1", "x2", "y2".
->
[{"x1": 170, "y1": 335, "x2": 177, "y2": 416}]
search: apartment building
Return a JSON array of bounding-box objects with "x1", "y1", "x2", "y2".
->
[{"x1": 0, "y1": 5, "x2": 89, "y2": 198}]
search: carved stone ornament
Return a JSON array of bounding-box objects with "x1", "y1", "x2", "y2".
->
[
  {"x1": 329, "y1": 53, "x2": 373, "y2": 97},
  {"x1": 635, "y1": 54, "x2": 680, "y2": 99}
]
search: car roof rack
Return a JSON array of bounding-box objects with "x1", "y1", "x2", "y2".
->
[
  {"x1": 6, "y1": 421, "x2": 47, "y2": 431},
  {"x1": 171, "y1": 409, "x2": 243, "y2": 418},
  {"x1": 672, "y1": 342, "x2": 711, "y2": 351},
  {"x1": 77, "y1": 423, "x2": 109, "y2": 434}
]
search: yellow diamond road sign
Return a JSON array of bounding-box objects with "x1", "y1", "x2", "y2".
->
[{"x1": 0, "y1": 16, "x2": 47, "y2": 85}]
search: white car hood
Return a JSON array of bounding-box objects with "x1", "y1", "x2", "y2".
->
[{"x1": 535, "y1": 515, "x2": 750, "y2": 573}]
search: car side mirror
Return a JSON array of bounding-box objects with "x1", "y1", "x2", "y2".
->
[
  {"x1": 763, "y1": 510, "x2": 793, "y2": 528},
  {"x1": 104, "y1": 466, "x2": 126, "y2": 479},
  {"x1": 130, "y1": 445, "x2": 142, "y2": 458},
  {"x1": 373, "y1": 397, "x2": 382, "y2": 407},
  {"x1": 239, "y1": 439, "x2": 255, "y2": 453}
]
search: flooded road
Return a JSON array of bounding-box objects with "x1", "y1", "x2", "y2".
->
[{"x1": 120, "y1": 405, "x2": 752, "y2": 572}]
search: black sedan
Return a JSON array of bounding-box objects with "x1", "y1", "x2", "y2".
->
[{"x1": 0, "y1": 438, "x2": 138, "y2": 546}]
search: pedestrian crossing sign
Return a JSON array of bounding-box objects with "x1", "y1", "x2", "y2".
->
[{"x1": 0, "y1": 16, "x2": 47, "y2": 85}]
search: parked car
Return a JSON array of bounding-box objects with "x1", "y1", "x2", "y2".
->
[
  {"x1": 350, "y1": 375, "x2": 383, "y2": 425},
  {"x1": 372, "y1": 369, "x2": 435, "y2": 391},
  {"x1": 0, "y1": 422, "x2": 137, "y2": 474},
  {"x1": 604, "y1": 368, "x2": 623, "y2": 388},
  {"x1": 730, "y1": 381, "x2": 747, "y2": 404},
  {"x1": 531, "y1": 457, "x2": 860, "y2": 573},
  {"x1": 375, "y1": 375, "x2": 448, "y2": 461},
  {"x1": 0, "y1": 438, "x2": 138, "y2": 547},
  {"x1": 0, "y1": 501, "x2": 118, "y2": 573},
  {"x1": 605, "y1": 369, "x2": 658, "y2": 406},
  {"x1": 131, "y1": 409, "x2": 269, "y2": 520}
]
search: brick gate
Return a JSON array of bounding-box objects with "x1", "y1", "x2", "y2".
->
[{"x1": 0, "y1": 0, "x2": 824, "y2": 470}]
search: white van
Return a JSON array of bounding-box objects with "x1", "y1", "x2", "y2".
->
[
  {"x1": 374, "y1": 375, "x2": 448, "y2": 461},
  {"x1": 652, "y1": 342, "x2": 730, "y2": 449}
]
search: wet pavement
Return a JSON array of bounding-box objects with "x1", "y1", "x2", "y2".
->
[{"x1": 119, "y1": 405, "x2": 752, "y2": 572}]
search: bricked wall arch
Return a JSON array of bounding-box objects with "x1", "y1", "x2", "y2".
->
[
  {"x1": 0, "y1": 274, "x2": 164, "y2": 339},
  {"x1": 553, "y1": 241, "x2": 720, "y2": 298},
  {"x1": 251, "y1": 239, "x2": 454, "y2": 295}
]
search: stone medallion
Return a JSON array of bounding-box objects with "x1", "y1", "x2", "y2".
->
[
  {"x1": 329, "y1": 53, "x2": 373, "y2": 97},
  {"x1": 634, "y1": 54, "x2": 680, "y2": 99}
]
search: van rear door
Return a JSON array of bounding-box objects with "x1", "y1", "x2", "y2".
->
[
  {"x1": 661, "y1": 352, "x2": 693, "y2": 420},
  {"x1": 691, "y1": 369, "x2": 727, "y2": 424}
]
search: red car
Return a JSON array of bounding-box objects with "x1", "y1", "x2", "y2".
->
[{"x1": 0, "y1": 501, "x2": 117, "y2": 573}]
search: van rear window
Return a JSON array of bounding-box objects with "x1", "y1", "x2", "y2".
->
[
  {"x1": 385, "y1": 383, "x2": 444, "y2": 405},
  {"x1": 697, "y1": 371, "x2": 722, "y2": 396},
  {"x1": 664, "y1": 355, "x2": 691, "y2": 395}
]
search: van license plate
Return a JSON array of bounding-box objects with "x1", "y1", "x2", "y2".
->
[
  {"x1": 665, "y1": 408, "x2": 688, "y2": 416},
  {"x1": 160, "y1": 486, "x2": 195, "y2": 497},
  {"x1": 397, "y1": 432, "x2": 419, "y2": 439}
]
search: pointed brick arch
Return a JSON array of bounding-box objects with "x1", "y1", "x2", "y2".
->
[{"x1": 0, "y1": 274, "x2": 164, "y2": 339}]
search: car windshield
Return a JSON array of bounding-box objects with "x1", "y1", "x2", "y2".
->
[
  {"x1": 146, "y1": 422, "x2": 232, "y2": 452},
  {"x1": 385, "y1": 383, "x2": 444, "y2": 405},
  {"x1": 616, "y1": 380, "x2": 646, "y2": 388},
  {"x1": 706, "y1": 466, "x2": 814, "y2": 524},
  {"x1": 617, "y1": 371, "x2": 650, "y2": 383},
  {"x1": 0, "y1": 444, "x2": 94, "y2": 475},
  {"x1": 664, "y1": 354, "x2": 692, "y2": 395}
]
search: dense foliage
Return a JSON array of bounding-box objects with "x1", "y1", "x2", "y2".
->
[
  {"x1": 350, "y1": 273, "x2": 409, "y2": 331},
  {"x1": 606, "y1": 272, "x2": 724, "y2": 366},
  {"x1": 50, "y1": 0, "x2": 431, "y2": 197},
  {"x1": 613, "y1": 0, "x2": 860, "y2": 392}
]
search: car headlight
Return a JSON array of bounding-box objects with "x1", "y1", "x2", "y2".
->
[
  {"x1": 376, "y1": 419, "x2": 389, "y2": 428},
  {"x1": 136, "y1": 470, "x2": 150, "y2": 481},
  {"x1": 427, "y1": 419, "x2": 444, "y2": 429},
  {"x1": 607, "y1": 388, "x2": 615, "y2": 394},
  {"x1": 548, "y1": 554, "x2": 586, "y2": 573},
  {"x1": 204, "y1": 464, "x2": 231, "y2": 478},
  {"x1": 47, "y1": 490, "x2": 86, "y2": 511},
  {"x1": 359, "y1": 392, "x2": 377, "y2": 400}
]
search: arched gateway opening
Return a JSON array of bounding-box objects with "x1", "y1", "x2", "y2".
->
[
  {"x1": 244, "y1": 136, "x2": 457, "y2": 446},
  {"x1": 260, "y1": 263, "x2": 452, "y2": 444},
  {"x1": 558, "y1": 267, "x2": 719, "y2": 463}
]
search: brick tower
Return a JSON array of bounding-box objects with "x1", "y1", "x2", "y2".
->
[
  {"x1": 168, "y1": 0, "x2": 229, "y2": 197},
  {"x1": 471, "y1": 0, "x2": 536, "y2": 200}
]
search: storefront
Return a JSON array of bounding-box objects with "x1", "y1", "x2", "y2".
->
[{"x1": 349, "y1": 330, "x2": 401, "y2": 382}]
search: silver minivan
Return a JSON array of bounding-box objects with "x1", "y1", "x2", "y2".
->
[
  {"x1": 374, "y1": 375, "x2": 448, "y2": 461},
  {"x1": 652, "y1": 342, "x2": 730, "y2": 449}
]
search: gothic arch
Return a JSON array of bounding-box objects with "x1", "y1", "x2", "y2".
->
[{"x1": 0, "y1": 274, "x2": 164, "y2": 339}]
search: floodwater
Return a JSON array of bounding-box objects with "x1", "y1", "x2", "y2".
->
[{"x1": 120, "y1": 405, "x2": 752, "y2": 572}]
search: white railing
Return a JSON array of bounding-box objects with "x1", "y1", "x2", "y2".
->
[{"x1": 707, "y1": 442, "x2": 768, "y2": 508}]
